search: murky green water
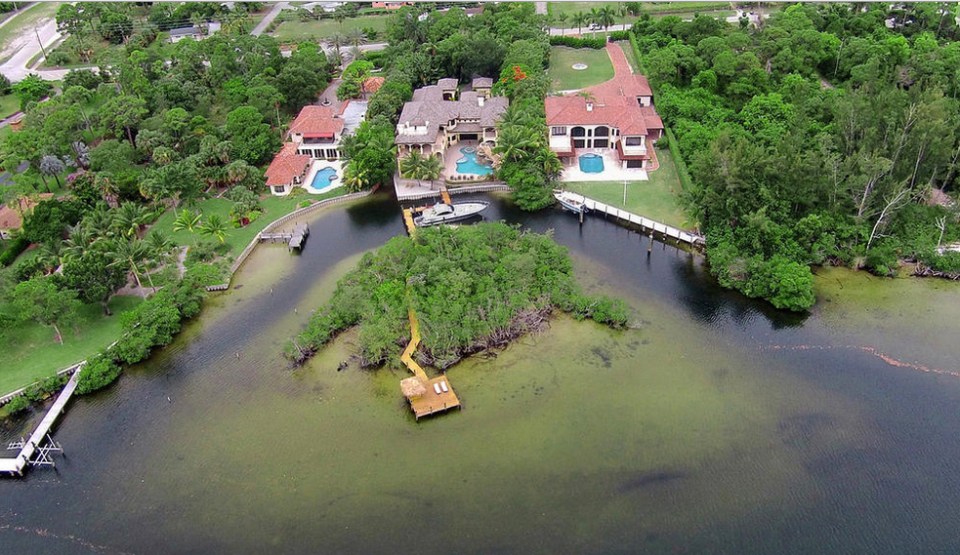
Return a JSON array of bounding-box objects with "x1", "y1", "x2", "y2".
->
[{"x1": 2, "y1": 194, "x2": 960, "y2": 553}]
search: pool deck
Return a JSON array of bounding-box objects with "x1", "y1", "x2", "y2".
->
[
  {"x1": 442, "y1": 142, "x2": 493, "y2": 181},
  {"x1": 302, "y1": 159, "x2": 344, "y2": 194},
  {"x1": 561, "y1": 148, "x2": 649, "y2": 182}
]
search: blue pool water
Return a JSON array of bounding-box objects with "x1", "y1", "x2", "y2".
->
[
  {"x1": 310, "y1": 167, "x2": 338, "y2": 191},
  {"x1": 456, "y1": 147, "x2": 494, "y2": 176},
  {"x1": 579, "y1": 153, "x2": 604, "y2": 173}
]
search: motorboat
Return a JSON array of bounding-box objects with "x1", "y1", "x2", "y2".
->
[
  {"x1": 413, "y1": 201, "x2": 489, "y2": 227},
  {"x1": 554, "y1": 191, "x2": 588, "y2": 214}
]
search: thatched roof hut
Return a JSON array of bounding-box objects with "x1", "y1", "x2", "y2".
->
[{"x1": 400, "y1": 377, "x2": 427, "y2": 399}]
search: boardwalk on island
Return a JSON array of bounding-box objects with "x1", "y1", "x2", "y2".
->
[
  {"x1": 1, "y1": 369, "x2": 80, "y2": 476},
  {"x1": 559, "y1": 191, "x2": 705, "y2": 247},
  {"x1": 399, "y1": 308, "x2": 461, "y2": 420}
]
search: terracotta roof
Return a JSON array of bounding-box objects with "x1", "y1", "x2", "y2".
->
[
  {"x1": 288, "y1": 106, "x2": 344, "y2": 138},
  {"x1": 265, "y1": 143, "x2": 311, "y2": 187},
  {"x1": 362, "y1": 76, "x2": 385, "y2": 95},
  {"x1": 0, "y1": 194, "x2": 54, "y2": 230}
]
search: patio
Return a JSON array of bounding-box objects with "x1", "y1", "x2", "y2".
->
[
  {"x1": 441, "y1": 140, "x2": 496, "y2": 183},
  {"x1": 560, "y1": 148, "x2": 648, "y2": 182}
]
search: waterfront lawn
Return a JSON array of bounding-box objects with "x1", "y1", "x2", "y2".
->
[
  {"x1": 152, "y1": 188, "x2": 348, "y2": 255},
  {"x1": 0, "y1": 295, "x2": 142, "y2": 394},
  {"x1": 549, "y1": 47, "x2": 614, "y2": 92},
  {"x1": 567, "y1": 148, "x2": 692, "y2": 229},
  {"x1": 271, "y1": 14, "x2": 390, "y2": 42}
]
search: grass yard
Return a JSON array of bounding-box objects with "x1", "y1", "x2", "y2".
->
[
  {"x1": 566, "y1": 148, "x2": 693, "y2": 230},
  {"x1": 151, "y1": 187, "x2": 348, "y2": 255},
  {"x1": 0, "y1": 93, "x2": 19, "y2": 118},
  {"x1": 40, "y1": 37, "x2": 119, "y2": 69},
  {"x1": 619, "y1": 40, "x2": 642, "y2": 73},
  {"x1": 271, "y1": 14, "x2": 390, "y2": 42},
  {"x1": 0, "y1": 2, "x2": 61, "y2": 64},
  {"x1": 0, "y1": 295, "x2": 142, "y2": 394},
  {"x1": 547, "y1": 2, "x2": 633, "y2": 24},
  {"x1": 549, "y1": 47, "x2": 614, "y2": 92}
]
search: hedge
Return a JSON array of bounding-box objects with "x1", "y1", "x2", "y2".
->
[
  {"x1": 0, "y1": 235, "x2": 29, "y2": 266},
  {"x1": 549, "y1": 36, "x2": 605, "y2": 49},
  {"x1": 664, "y1": 127, "x2": 693, "y2": 192}
]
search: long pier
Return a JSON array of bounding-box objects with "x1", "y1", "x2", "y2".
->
[
  {"x1": 561, "y1": 192, "x2": 705, "y2": 247},
  {"x1": 0, "y1": 368, "x2": 80, "y2": 476}
]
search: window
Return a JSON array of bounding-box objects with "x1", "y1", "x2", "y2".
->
[
  {"x1": 626, "y1": 160, "x2": 643, "y2": 169},
  {"x1": 551, "y1": 126, "x2": 567, "y2": 136},
  {"x1": 625, "y1": 137, "x2": 644, "y2": 146},
  {"x1": 273, "y1": 185, "x2": 286, "y2": 193}
]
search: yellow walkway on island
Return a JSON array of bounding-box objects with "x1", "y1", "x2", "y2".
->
[
  {"x1": 399, "y1": 307, "x2": 461, "y2": 420},
  {"x1": 402, "y1": 208, "x2": 417, "y2": 237}
]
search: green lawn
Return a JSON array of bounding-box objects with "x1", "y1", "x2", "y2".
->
[
  {"x1": 40, "y1": 37, "x2": 118, "y2": 69},
  {"x1": 151, "y1": 187, "x2": 348, "y2": 255},
  {"x1": 549, "y1": 47, "x2": 614, "y2": 91},
  {"x1": 566, "y1": 148, "x2": 693, "y2": 230},
  {"x1": 0, "y1": 295, "x2": 142, "y2": 394},
  {"x1": 0, "y1": 2, "x2": 61, "y2": 65},
  {"x1": 0, "y1": 93, "x2": 18, "y2": 117},
  {"x1": 271, "y1": 14, "x2": 390, "y2": 42},
  {"x1": 547, "y1": 2, "x2": 633, "y2": 24}
]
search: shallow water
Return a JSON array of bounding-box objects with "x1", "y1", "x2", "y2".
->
[{"x1": 2, "y1": 193, "x2": 960, "y2": 553}]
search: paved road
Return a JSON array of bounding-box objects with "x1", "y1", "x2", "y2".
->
[
  {"x1": 251, "y1": 1, "x2": 288, "y2": 36},
  {"x1": 0, "y1": 7, "x2": 67, "y2": 82}
]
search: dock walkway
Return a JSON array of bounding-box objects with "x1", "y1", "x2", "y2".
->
[
  {"x1": 399, "y1": 307, "x2": 461, "y2": 420},
  {"x1": 561, "y1": 191, "x2": 705, "y2": 247},
  {"x1": 0, "y1": 368, "x2": 80, "y2": 476},
  {"x1": 259, "y1": 223, "x2": 310, "y2": 251}
]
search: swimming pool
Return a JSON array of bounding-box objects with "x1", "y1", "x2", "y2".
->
[
  {"x1": 579, "y1": 153, "x2": 604, "y2": 173},
  {"x1": 456, "y1": 147, "x2": 494, "y2": 176},
  {"x1": 310, "y1": 167, "x2": 338, "y2": 191}
]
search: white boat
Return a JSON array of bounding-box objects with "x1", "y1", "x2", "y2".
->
[
  {"x1": 554, "y1": 191, "x2": 588, "y2": 214},
  {"x1": 413, "y1": 201, "x2": 489, "y2": 227}
]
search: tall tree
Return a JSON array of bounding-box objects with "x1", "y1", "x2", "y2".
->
[{"x1": 12, "y1": 277, "x2": 81, "y2": 345}]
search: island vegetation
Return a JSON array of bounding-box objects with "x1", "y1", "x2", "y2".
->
[{"x1": 287, "y1": 222, "x2": 628, "y2": 368}]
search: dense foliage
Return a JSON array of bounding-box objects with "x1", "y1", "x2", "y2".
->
[
  {"x1": 289, "y1": 223, "x2": 628, "y2": 368},
  {"x1": 630, "y1": 4, "x2": 960, "y2": 309}
]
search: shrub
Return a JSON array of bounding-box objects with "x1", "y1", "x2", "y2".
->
[
  {"x1": 187, "y1": 240, "x2": 228, "y2": 264},
  {"x1": 63, "y1": 69, "x2": 102, "y2": 91},
  {"x1": 0, "y1": 235, "x2": 29, "y2": 266},
  {"x1": 23, "y1": 374, "x2": 68, "y2": 402},
  {"x1": 76, "y1": 353, "x2": 123, "y2": 395},
  {"x1": 549, "y1": 36, "x2": 606, "y2": 49},
  {"x1": 0, "y1": 72, "x2": 11, "y2": 95},
  {"x1": 4, "y1": 395, "x2": 30, "y2": 415},
  {"x1": 864, "y1": 244, "x2": 898, "y2": 276}
]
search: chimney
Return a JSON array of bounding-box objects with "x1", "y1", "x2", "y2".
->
[
  {"x1": 477, "y1": 96, "x2": 484, "y2": 107},
  {"x1": 586, "y1": 101, "x2": 593, "y2": 112}
]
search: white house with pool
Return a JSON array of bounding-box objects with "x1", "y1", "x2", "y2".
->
[
  {"x1": 545, "y1": 43, "x2": 665, "y2": 182},
  {"x1": 395, "y1": 77, "x2": 507, "y2": 182},
  {"x1": 265, "y1": 100, "x2": 368, "y2": 196}
]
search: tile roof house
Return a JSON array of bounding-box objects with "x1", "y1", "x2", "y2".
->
[
  {"x1": 395, "y1": 78, "x2": 508, "y2": 159},
  {"x1": 265, "y1": 143, "x2": 312, "y2": 196},
  {"x1": 545, "y1": 43, "x2": 664, "y2": 170}
]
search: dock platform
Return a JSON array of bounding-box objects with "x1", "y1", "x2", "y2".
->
[
  {"x1": 560, "y1": 192, "x2": 705, "y2": 247},
  {"x1": 1, "y1": 369, "x2": 80, "y2": 476},
  {"x1": 260, "y1": 223, "x2": 310, "y2": 251}
]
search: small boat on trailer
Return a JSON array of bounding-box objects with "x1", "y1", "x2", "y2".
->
[
  {"x1": 413, "y1": 201, "x2": 489, "y2": 227},
  {"x1": 554, "y1": 191, "x2": 588, "y2": 214}
]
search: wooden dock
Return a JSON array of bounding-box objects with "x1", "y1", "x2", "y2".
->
[
  {"x1": 402, "y1": 208, "x2": 417, "y2": 237},
  {"x1": 560, "y1": 191, "x2": 705, "y2": 247},
  {"x1": 399, "y1": 307, "x2": 461, "y2": 420},
  {"x1": 259, "y1": 223, "x2": 310, "y2": 251},
  {"x1": 0, "y1": 369, "x2": 80, "y2": 476}
]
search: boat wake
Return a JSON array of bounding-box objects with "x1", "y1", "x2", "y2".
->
[{"x1": 763, "y1": 344, "x2": 960, "y2": 379}]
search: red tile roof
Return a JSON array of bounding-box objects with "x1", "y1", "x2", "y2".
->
[
  {"x1": 546, "y1": 43, "x2": 661, "y2": 136},
  {"x1": 0, "y1": 193, "x2": 54, "y2": 230},
  {"x1": 362, "y1": 76, "x2": 385, "y2": 95},
  {"x1": 265, "y1": 143, "x2": 311, "y2": 187},
  {"x1": 288, "y1": 106, "x2": 344, "y2": 138}
]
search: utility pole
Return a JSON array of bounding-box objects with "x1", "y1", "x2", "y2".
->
[
  {"x1": 622, "y1": 179, "x2": 627, "y2": 206},
  {"x1": 35, "y1": 25, "x2": 47, "y2": 62}
]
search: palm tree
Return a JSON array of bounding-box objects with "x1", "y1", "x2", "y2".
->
[
  {"x1": 399, "y1": 150, "x2": 426, "y2": 181},
  {"x1": 419, "y1": 154, "x2": 442, "y2": 184},
  {"x1": 109, "y1": 238, "x2": 155, "y2": 292},
  {"x1": 341, "y1": 163, "x2": 370, "y2": 192},
  {"x1": 39, "y1": 155, "x2": 66, "y2": 189},
  {"x1": 200, "y1": 214, "x2": 228, "y2": 244},
  {"x1": 346, "y1": 28, "x2": 366, "y2": 48},
  {"x1": 146, "y1": 230, "x2": 175, "y2": 257},
  {"x1": 572, "y1": 11, "x2": 588, "y2": 35},
  {"x1": 63, "y1": 226, "x2": 97, "y2": 262},
  {"x1": 36, "y1": 240, "x2": 64, "y2": 273},
  {"x1": 589, "y1": 7, "x2": 602, "y2": 35},
  {"x1": 535, "y1": 149, "x2": 564, "y2": 181},
  {"x1": 113, "y1": 202, "x2": 151, "y2": 239},
  {"x1": 494, "y1": 126, "x2": 538, "y2": 162},
  {"x1": 598, "y1": 6, "x2": 617, "y2": 32},
  {"x1": 172, "y1": 209, "x2": 201, "y2": 233},
  {"x1": 328, "y1": 33, "x2": 346, "y2": 65},
  {"x1": 557, "y1": 12, "x2": 569, "y2": 34}
]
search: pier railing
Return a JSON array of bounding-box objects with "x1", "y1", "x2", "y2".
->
[{"x1": 562, "y1": 192, "x2": 705, "y2": 247}]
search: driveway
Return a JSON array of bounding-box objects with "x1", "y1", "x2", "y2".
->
[
  {"x1": 0, "y1": 10, "x2": 68, "y2": 82},
  {"x1": 251, "y1": 1, "x2": 288, "y2": 36}
]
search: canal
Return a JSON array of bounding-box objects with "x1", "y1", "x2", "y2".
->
[{"x1": 2, "y1": 192, "x2": 959, "y2": 553}]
